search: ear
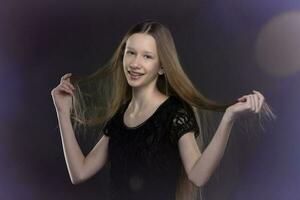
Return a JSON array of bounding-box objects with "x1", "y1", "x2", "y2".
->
[{"x1": 158, "y1": 67, "x2": 164, "y2": 75}]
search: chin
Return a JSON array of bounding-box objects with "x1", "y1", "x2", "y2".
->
[
  {"x1": 128, "y1": 78, "x2": 159, "y2": 90},
  {"x1": 126, "y1": 76, "x2": 150, "y2": 88},
  {"x1": 127, "y1": 80, "x2": 144, "y2": 88}
]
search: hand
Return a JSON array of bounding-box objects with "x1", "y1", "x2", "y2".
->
[
  {"x1": 225, "y1": 90, "x2": 265, "y2": 121},
  {"x1": 51, "y1": 73, "x2": 76, "y2": 114}
]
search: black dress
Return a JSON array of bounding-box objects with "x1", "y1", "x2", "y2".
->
[{"x1": 103, "y1": 95, "x2": 200, "y2": 200}]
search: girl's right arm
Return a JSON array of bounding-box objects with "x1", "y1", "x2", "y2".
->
[
  {"x1": 56, "y1": 111, "x2": 109, "y2": 185},
  {"x1": 52, "y1": 73, "x2": 109, "y2": 185}
]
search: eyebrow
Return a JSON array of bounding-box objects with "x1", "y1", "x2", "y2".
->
[{"x1": 126, "y1": 47, "x2": 155, "y2": 55}]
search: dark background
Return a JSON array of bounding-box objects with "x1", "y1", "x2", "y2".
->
[{"x1": 1, "y1": 0, "x2": 300, "y2": 199}]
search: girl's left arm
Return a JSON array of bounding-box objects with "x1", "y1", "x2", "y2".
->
[
  {"x1": 178, "y1": 90, "x2": 264, "y2": 187},
  {"x1": 178, "y1": 112, "x2": 235, "y2": 187}
]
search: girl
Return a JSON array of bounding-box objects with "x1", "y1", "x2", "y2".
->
[{"x1": 51, "y1": 20, "x2": 275, "y2": 200}]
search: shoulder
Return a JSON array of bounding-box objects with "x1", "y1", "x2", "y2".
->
[
  {"x1": 168, "y1": 95, "x2": 194, "y2": 115},
  {"x1": 167, "y1": 96, "x2": 200, "y2": 145},
  {"x1": 168, "y1": 96, "x2": 196, "y2": 125},
  {"x1": 102, "y1": 101, "x2": 128, "y2": 136}
]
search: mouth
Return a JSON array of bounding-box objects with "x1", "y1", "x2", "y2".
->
[{"x1": 127, "y1": 70, "x2": 145, "y2": 80}]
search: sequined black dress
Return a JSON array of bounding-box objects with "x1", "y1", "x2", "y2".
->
[{"x1": 103, "y1": 95, "x2": 199, "y2": 200}]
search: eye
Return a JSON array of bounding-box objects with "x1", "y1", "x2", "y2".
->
[
  {"x1": 144, "y1": 55, "x2": 152, "y2": 59},
  {"x1": 126, "y1": 51, "x2": 134, "y2": 55}
]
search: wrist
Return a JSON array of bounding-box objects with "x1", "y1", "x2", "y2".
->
[
  {"x1": 57, "y1": 109, "x2": 71, "y2": 117},
  {"x1": 223, "y1": 109, "x2": 236, "y2": 124}
]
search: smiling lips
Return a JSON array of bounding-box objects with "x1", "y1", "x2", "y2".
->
[
  {"x1": 128, "y1": 70, "x2": 144, "y2": 80},
  {"x1": 128, "y1": 70, "x2": 144, "y2": 76}
]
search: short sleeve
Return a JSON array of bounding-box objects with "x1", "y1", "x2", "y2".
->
[
  {"x1": 102, "y1": 102, "x2": 128, "y2": 137},
  {"x1": 102, "y1": 120, "x2": 112, "y2": 137},
  {"x1": 169, "y1": 107, "x2": 199, "y2": 145}
]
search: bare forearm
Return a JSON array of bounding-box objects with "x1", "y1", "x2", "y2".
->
[
  {"x1": 57, "y1": 111, "x2": 85, "y2": 184},
  {"x1": 189, "y1": 112, "x2": 235, "y2": 187}
]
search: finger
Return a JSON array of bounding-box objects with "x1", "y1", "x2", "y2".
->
[
  {"x1": 61, "y1": 85, "x2": 73, "y2": 94},
  {"x1": 258, "y1": 95, "x2": 264, "y2": 112},
  {"x1": 61, "y1": 81, "x2": 74, "y2": 91},
  {"x1": 253, "y1": 90, "x2": 265, "y2": 112},
  {"x1": 62, "y1": 80, "x2": 75, "y2": 90},
  {"x1": 249, "y1": 95, "x2": 255, "y2": 112},
  {"x1": 242, "y1": 95, "x2": 251, "y2": 108},
  {"x1": 238, "y1": 95, "x2": 248, "y2": 102},
  {"x1": 253, "y1": 90, "x2": 265, "y2": 101},
  {"x1": 253, "y1": 94, "x2": 259, "y2": 113},
  {"x1": 60, "y1": 73, "x2": 72, "y2": 82},
  {"x1": 59, "y1": 84, "x2": 74, "y2": 96}
]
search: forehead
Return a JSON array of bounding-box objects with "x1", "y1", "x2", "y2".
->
[{"x1": 125, "y1": 33, "x2": 157, "y2": 53}]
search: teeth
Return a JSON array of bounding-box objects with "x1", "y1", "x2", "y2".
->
[{"x1": 129, "y1": 71, "x2": 143, "y2": 76}]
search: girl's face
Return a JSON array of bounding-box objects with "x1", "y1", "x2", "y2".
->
[{"x1": 123, "y1": 33, "x2": 161, "y2": 88}]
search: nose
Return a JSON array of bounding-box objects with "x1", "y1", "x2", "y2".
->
[
  {"x1": 129, "y1": 65, "x2": 141, "y2": 71},
  {"x1": 129, "y1": 55, "x2": 142, "y2": 68}
]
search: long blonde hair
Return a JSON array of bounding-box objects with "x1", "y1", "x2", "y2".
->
[{"x1": 69, "y1": 20, "x2": 276, "y2": 200}]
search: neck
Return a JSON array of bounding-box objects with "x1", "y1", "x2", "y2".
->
[{"x1": 129, "y1": 86, "x2": 167, "y2": 114}]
